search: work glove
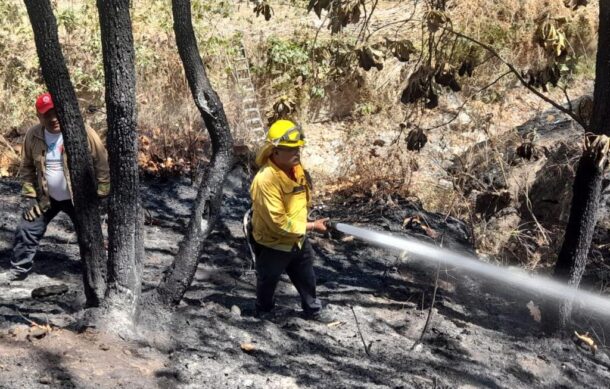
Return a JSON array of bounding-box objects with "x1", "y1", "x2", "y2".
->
[
  {"x1": 97, "y1": 182, "x2": 110, "y2": 198},
  {"x1": 23, "y1": 198, "x2": 43, "y2": 222}
]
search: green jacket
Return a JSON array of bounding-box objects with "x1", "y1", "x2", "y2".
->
[{"x1": 19, "y1": 124, "x2": 110, "y2": 210}]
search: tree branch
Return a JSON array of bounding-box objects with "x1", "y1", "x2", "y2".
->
[
  {"x1": 423, "y1": 70, "x2": 512, "y2": 131},
  {"x1": 441, "y1": 26, "x2": 589, "y2": 131}
]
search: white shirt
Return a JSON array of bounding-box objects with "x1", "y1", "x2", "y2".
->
[{"x1": 44, "y1": 129, "x2": 71, "y2": 201}]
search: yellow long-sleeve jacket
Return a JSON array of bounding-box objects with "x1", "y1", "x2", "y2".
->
[{"x1": 250, "y1": 160, "x2": 311, "y2": 252}]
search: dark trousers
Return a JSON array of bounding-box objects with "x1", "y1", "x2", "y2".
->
[
  {"x1": 255, "y1": 239, "x2": 322, "y2": 315},
  {"x1": 12, "y1": 198, "x2": 75, "y2": 274}
]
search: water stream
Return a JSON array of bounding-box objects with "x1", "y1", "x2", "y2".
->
[{"x1": 335, "y1": 222, "x2": 610, "y2": 316}]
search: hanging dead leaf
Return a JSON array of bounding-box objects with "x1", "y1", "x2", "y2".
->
[
  {"x1": 328, "y1": 0, "x2": 362, "y2": 34},
  {"x1": 523, "y1": 63, "x2": 561, "y2": 92},
  {"x1": 406, "y1": 128, "x2": 427, "y2": 151},
  {"x1": 534, "y1": 18, "x2": 568, "y2": 58},
  {"x1": 434, "y1": 63, "x2": 461, "y2": 91},
  {"x1": 253, "y1": 1, "x2": 274, "y2": 21},
  {"x1": 386, "y1": 39, "x2": 415, "y2": 62},
  {"x1": 458, "y1": 59, "x2": 474, "y2": 77},
  {"x1": 564, "y1": 0, "x2": 588, "y2": 9},
  {"x1": 401, "y1": 66, "x2": 433, "y2": 105},
  {"x1": 267, "y1": 95, "x2": 297, "y2": 124},
  {"x1": 425, "y1": 10, "x2": 449, "y2": 32},
  {"x1": 356, "y1": 45, "x2": 384, "y2": 71},
  {"x1": 307, "y1": 0, "x2": 331, "y2": 18}
]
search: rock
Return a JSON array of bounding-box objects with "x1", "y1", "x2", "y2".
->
[
  {"x1": 99, "y1": 343, "x2": 110, "y2": 351},
  {"x1": 240, "y1": 342, "x2": 256, "y2": 353},
  {"x1": 243, "y1": 379, "x2": 254, "y2": 387},
  {"x1": 595, "y1": 351, "x2": 610, "y2": 366},
  {"x1": 31, "y1": 284, "x2": 69, "y2": 299},
  {"x1": 47, "y1": 315, "x2": 74, "y2": 329},
  {"x1": 324, "y1": 281, "x2": 339, "y2": 289},
  {"x1": 38, "y1": 375, "x2": 53, "y2": 385},
  {"x1": 28, "y1": 327, "x2": 48, "y2": 340},
  {"x1": 230, "y1": 305, "x2": 241, "y2": 316}
]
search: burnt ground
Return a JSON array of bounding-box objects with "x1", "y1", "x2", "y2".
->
[{"x1": 1, "y1": 168, "x2": 610, "y2": 388}]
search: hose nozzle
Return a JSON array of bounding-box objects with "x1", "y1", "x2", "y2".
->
[{"x1": 324, "y1": 220, "x2": 337, "y2": 230}]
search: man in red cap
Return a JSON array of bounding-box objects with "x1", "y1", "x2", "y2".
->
[{"x1": 3, "y1": 92, "x2": 110, "y2": 282}]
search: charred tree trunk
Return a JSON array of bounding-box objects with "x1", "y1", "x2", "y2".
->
[
  {"x1": 149, "y1": 0, "x2": 234, "y2": 306},
  {"x1": 24, "y1": 0, "x2": 106, "y2": 306},
  {"x1": 97, "y1": 0, "x2": 142, "y2": 324},
  {"x1": 545, "y1": 2, "x2": 610, "y2": 331}
]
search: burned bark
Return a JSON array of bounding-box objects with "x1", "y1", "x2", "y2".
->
[
  {"x1": 97, "y1": 0, "x2": 142, "y2": 322},
  {"x1": 546, "y1": 1, "x2": 610, "y2": 331},
  {"x1": 149, "y1": 0, "x2": 234, "y2": 306},
  {"x1": 23, "y1": 0, "x2": 106, "y2": 306}
]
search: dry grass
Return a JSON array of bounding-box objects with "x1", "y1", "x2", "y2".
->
[{"x1": 0, "y1": 1, "x2": 602, "y2": 268}]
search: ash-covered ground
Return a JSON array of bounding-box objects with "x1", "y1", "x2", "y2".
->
[{"x1": 1, "y1": 168, "x2": 609, "y2": 388}]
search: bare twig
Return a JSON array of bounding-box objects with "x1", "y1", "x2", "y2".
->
[
  {"x1": 524, "y1": 181, "x2": 550, "y2": 245},
  {"x1": 0, "y1": 134, "x2": 19, "y2": 158},
  {"x1": 561, "y1": 84, "x2": 573, "y2": 114},
  {"x1": 17, "y1": 310, "x2": 38, "y2": 326},
  {"x1": 309, "y1": 0, "x2": 333, "y2": 83},
  {"x1": 423, "y1": 70, "x2": 512, "y2": 131},
  {"x1": 350, "y1": 305, "x2": 371, "y2": 357},
  {"x1": 411, "y1": 261, "x2": 441, "y2": 351},
  {"x1": 365, "y1": 2, "x2": 420, "y2": 42},
  {"x1": 358, "y1": 0, "x2": 379, "y2": 44},
  {"x1": 440, "y1": 26, "x2": 588, "y2": 130},
  {"x1": 411, "y1": 234, "x2": 445, "y2": 351},
  {"x1": 481, "y1": 117, "x2": 509, "y2": 187}
]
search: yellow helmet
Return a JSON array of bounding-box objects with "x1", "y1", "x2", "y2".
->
[{"x1": 266, "y1": 119, "x2": 305, "y2": 148}]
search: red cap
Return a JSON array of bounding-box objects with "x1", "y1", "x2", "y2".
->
[{"x1": 35, "y1": 92, "x2": 54, "y2": 114}]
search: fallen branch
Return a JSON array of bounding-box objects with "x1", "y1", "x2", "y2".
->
[
  {"x1": 17, "y1": 310, "x2": 52, "y2": 331},
  {"x1": 350, "y1": 305, "x2": 371, "y2": 357},
  {"x1": 410, "y1": 261, "x2": 441, "y2": 351}
]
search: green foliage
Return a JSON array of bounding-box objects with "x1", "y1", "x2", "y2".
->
[
  {"x1": 192, "y1": 0, "x2": 234, "y2": 18},
  {"x1": 478, "y1": 23, "x2": 517, "y2": 47},
  {"x1": 57, "y1": 8, "x2": 78, "y2": 34},
  {"x1": 266, "y1": 37, "x2": 311, "y2": 77},
  {"x1": 310, "y1": 85, "x2": 325, "y2": 98},
  {"x1": 354, "y1": 102, "x2": 379, "y2": 116}
]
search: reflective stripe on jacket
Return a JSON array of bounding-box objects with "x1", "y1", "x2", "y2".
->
[
  {"x1": 19, "y1": 124, "x2": 110, "y2": 211},
  {"x1": 250, "y1": 160, "x2": 311, "y2": 252}
]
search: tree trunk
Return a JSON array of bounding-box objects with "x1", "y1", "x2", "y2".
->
[
  {"x1": 149, "y1": 0, "x2": 234, "y2": 306},
  {"x1": 24, "y1": 0, "x2": 107, "y2": 306},
  {"x1": 97, "y1": 0, "x2": 142, "y2": 324},
  {"x1": 546, "y1": 2, "x2": 610, "y2": 331}
]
